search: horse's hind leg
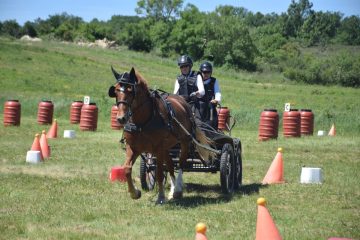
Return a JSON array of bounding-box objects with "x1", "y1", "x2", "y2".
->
[
  {"x1": 173, "y1": 141, "x2": 189, "y2": 199},
  {"x1": 165, "y1": 151, "x2": 176, "y2": 200}
]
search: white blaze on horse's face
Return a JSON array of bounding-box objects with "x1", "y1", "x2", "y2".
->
[{"x1": 115, "y1": 83, "x2": 134, "y2": 124}]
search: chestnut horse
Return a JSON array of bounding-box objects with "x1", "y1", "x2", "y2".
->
[{"x1": 108, "y1": 67, "x2": 213, "y2": 204}]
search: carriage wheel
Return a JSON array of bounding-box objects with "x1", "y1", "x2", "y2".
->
[
  {"x1": 220, "y1": 143, "x2": 235, "y2": 194},
  {"x1": 140, "y1": 153, "x2": 156, "y2": 191},
  {"x1": 234, "y1": 141, "x2": 243, "y2": 190}
]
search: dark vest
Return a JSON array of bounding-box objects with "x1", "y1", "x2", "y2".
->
[
  {"x1": 198, "y1": 77, "x2": 218, "y2": 129},
  {"x1": 177, "y1": 71, "x2": 198, "y2": 97},
  {"x1": 200, "y1": 77, "x2": 216, "y2": 102}
]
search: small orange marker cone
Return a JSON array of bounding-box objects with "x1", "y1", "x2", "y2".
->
[
  {"x1": 262, "y1": 148, "x2": 284, "y2": 184},
  {"x1": 40, "y1": 130, "x2": 50, "y2": 158},
  {"x1": 31, "y1": 134, "x2": 43, "y2": 160},
  {"x1": 256, "y1": 198, "x2": 282, "y2": 240},
  {"x1": 195, "y1": 222, "x2": 208, "y2": 240},
  {"x1": 47, "y1": 119, "x2": 58, "y2": 138},
  {"x1": 328, "y1": 124, "x2": 336, "y2": 136}
]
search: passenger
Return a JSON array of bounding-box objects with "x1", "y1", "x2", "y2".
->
[
  {"x1": 173, "y1": 55, "x2": 205, "y2": 119},
  {"x1": 198, "y1": 61, "x2": 221, "y2": 130}
]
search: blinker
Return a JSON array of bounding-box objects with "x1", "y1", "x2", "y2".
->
[{"x1": 108, "y1": 86, "x2": 116, "y2": 98}]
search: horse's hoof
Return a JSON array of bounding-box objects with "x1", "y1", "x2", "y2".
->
[
  {"x1": 173, "y1": 191, "x2": 183, "y2": 199},
  {"x1": 130, "y1": 189, "x2": 141, "y2": 199},
  {"x1": 156, "y1": 198, "x2": 166, "y2": 205}
]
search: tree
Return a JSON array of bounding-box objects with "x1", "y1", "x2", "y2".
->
[
  {"x1": 136, "y1": 0, "x2": 183, "y2": 21},
  {"x1": 282, "y1": 0, "x2": 314, "y2": 38},
  {"x1": 22, "y1": 21, "x2": 38, "y2": 37},
  {"x1": 149, "y1": 20, "x2": 174, "y2": 56},
  {"x1": 168, "y1": 4, "x2": 205, "y2": 60},
  {"x1": 337, "y1": 16, "x2": 360, "y2": 45},
  {"x1": 203, "y1": 13, "x2": 258, "y2": 70},
  {"x1": 54, "y1": 15, "x2": 84, "y2": 41},
  {"x1": 300, "y1": 11, "x2": 341, "y2": 46},
  {"x1": 214, "y1": 5, "x2": 249, "y2": 18},
  {"x1": 82, "y1": 19, "x2": 111, "y2": 41},
  {"x1": 252, "y1": 23, "x2": 287, "y2": 59},
  {"x1": 123, "y1": 20, "x2": 152, "y2": 52},
  {"x1": 1, "y1": 20, "x2": 21, "y2": 38}
]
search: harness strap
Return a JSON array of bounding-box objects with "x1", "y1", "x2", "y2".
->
[
  {"x1": 151, "y1": 90, "x2": 175, "y2": 131},
  {"x1": 123, "y1": 90, "x2": 167, "y2": 133}
]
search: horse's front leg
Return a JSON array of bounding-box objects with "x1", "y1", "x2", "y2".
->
[
  {"x1": 155, "y1": 151, "x2": 168, "y2": 204},
  {"x1": 173, "y1": 141, "x2": 189, "y2": 199},
  {"x1": 124, "y1": 146, "x2": 141, "y2": 199}
]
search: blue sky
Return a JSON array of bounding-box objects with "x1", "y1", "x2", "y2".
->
[{"x1": 0, "y1": 0, "x2": 359, "y2": 25}]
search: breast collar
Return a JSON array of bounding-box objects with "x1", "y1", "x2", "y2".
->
[{"x1": 124, "y1": 90, "x2": 168, "y2": 133}]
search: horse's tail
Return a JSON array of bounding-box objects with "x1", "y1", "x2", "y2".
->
[{"x1": 194, "y1": 126, "x2": 216, "y2": 162}]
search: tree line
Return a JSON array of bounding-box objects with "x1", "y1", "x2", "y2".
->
[{"x1": 1, "y1": 0, "x2": 359, "y2": 87}]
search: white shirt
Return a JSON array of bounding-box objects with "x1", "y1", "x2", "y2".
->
[
  {"x1": 173, "y1": 74, "x2": 205, "y2": 97},
  {"x1": 203, "y1": 78, "x2": 221, "y2": 104}
]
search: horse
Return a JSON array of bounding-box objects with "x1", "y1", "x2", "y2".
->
[{"x1": 108, "y1": 67, "x2": 214, "y2": 204}]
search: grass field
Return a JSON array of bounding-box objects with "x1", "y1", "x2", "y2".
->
[{"x1": 0, "y1": 38, "x2": 359, "y2": 239}]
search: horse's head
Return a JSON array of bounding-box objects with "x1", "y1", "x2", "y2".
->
[{"x1": 108, "y1": 66, "x2": 139, "y2": 124}]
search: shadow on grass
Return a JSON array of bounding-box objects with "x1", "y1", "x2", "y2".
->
[{"x1": 167, "y1": 182, "x2": 266, "y2": 208}]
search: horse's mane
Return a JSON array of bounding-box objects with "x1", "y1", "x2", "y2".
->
[{"x1": 135, "y1": 71, "x2": 149, "y2": 91}]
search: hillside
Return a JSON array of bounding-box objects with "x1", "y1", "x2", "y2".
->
[
  {"x1": 0, "y1": 38, "x2": 359, "y2": 239},
  {"x1": 0, "y1": 38, "x2": 359, "y2": 134}
]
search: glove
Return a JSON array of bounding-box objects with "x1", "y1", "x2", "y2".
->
[{"x1": 189, "y1": 92, "x2": 197, "y2": 97}]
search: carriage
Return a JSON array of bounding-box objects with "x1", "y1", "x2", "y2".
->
[
  {"x1": 109, "y1": 66, "x2": 243, "y2": 203},
  {"x1": 139, "y1": 118, "x2": 242, "y2": 195}
]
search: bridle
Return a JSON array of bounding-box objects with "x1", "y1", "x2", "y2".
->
[{"x1": 115, "y1": 82, "x2": 137, "y2": 121}]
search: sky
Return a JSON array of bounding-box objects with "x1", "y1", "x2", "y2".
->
[{"x1": 0, "y1": 0, "x2": 359, "y2": 25}]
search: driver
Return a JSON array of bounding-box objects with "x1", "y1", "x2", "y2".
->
[
  {"x1": 198, "y1": 61, "x2": 221, "y2": 129},
  {"x1": 173, "y1": 55, "x2": 205, "y2": 119}
]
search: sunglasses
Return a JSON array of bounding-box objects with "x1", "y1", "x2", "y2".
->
[
  {"x1": 202, "y1": 71, "x2": 211, "y2": 74},
  {"x1": 180, "y1": 65, "x2": 189, "y2": 69}
]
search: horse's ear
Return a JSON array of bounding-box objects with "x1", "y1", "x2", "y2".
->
[
  {"x1": 108, "y1": 85, "x2": 116, "y2": 98},
  {"x1": 129, "y1": 67, "x2": 138, "y2": 84},
  {"x1": 111, "y1": 66, "x2": 121, "y2": 80}
]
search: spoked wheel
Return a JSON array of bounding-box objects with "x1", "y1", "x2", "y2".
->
[
  {"x1": 140, "y1": 153, "x2": 156, "y2": 191},
  {"x1": 233, "y1": 139, "x2": 243, "y2": 190},
  {"x1": 220, "y1": 143, "x2": 235, "y2": 194}
]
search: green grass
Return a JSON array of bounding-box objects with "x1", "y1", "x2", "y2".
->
[{"x1": 0, "y1": 38, "x2": 359, "y2": 239}]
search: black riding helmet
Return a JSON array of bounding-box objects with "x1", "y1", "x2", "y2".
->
[
  {"x1": 177, "y1": 55, "x2": 193, "y2": 67},
  {"x1": 199, "y1": 61, "x2": 213, "y2": 72}
]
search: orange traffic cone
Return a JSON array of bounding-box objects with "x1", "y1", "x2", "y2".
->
[
  {"x1": 195, "y1": 222, "x2": 208, "y2": 240},
  {"x1": 31, "y1": 133, "x2": 43, "y2": 160},
  {"x1": 328, "y1": 124, "x2": 336, "y2": 136},
  {"x1": 47, "y1": 119, "x2": 58, "y2": 138},
  {"x1": 40, "y1": 130, "x2": 50, "y2": 158},
  {"x1": 262, "y1": 148, "x2": 284, "y2": 184},
  {"x1": 256, "y1": 198, "x2": 282, "y2": 240}
]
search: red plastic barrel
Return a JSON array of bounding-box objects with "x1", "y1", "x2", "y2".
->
[
  {"x1": 80, "y1": 103, "x2": 98, "y2": 131},
  {"x1": 3, "y1": 100, "x2": 21, "y2": 126},
  {"x1": 258, "y1": 109, "x2": 279, "y2": 141},
  {"x1": 300, "y1": 109, "x2": 314, "y2": 136},
  {"x1": 111, "y1": 105, "x2": 123, "y2": 130},
  {"x1": 37, "y1": 100, "x2": 54, "y2": 125},
  {"x1": 283, "y1": 109, "x2": 301, "y2": 137},
  {"x1": 217, "y1": 107, "x2": 230, "y2": 131},
  {"x1": 70, "y1": 101, "x2": 83, "y2": 124}
]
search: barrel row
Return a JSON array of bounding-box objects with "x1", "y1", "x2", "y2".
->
[
  {"x1": 3, "y1": 100, "x2": 121, "y2": 131},
  {"x1": 258, "y1": 109, "x2": 314, "y2": 141}
]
